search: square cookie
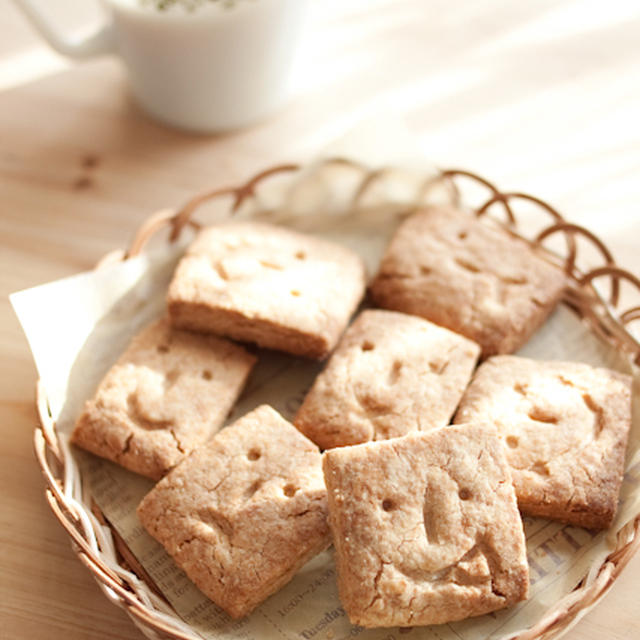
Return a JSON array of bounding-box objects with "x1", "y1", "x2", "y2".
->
[
  {"x1": 295, "y1": 309, "x2": 480, "y2": 449},
  {"x1": 454, "y1": 356, "x2": 632, "y2": 529},
  {"x1": 323, "y1": 424, "x2": 529, "y2": 627},
  {"x1": 72, "y1": 318, "x2": 256, "y2": 480},
  {"x1": 370, "y1": 206, "x2": 566, "y2": 357},
  {"x1": 137, "y1": 405, "x2": 331, "y2": 619},
  {"x1": 167, "y1": 222, "x2": 367, "y2": 359}
]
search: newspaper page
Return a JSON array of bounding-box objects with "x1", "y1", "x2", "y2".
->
[{"x1": 11, "y1": 158, "x2": 640, "y2": 640}]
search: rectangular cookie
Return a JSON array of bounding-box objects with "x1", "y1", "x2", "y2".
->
[
  {"x1": 323, "y1": 424, "x2": 529, "y2": 627},
  {"x1": 454, "y1": 355, "x2": 632, "y2": 529},
  {"x1": 370, "y1": 206, "x2": 566, "y2": 356},
  {"x1": 137, "y1": 405, "x2": 331, "y2": 619},
  {"x1": 72, "y1": 318, "x2": 256, "y2": 480},
  {"x1": 167, "y1": 222, "x2": 367, "y2": 359},
  {"x1": 295, "y1": 309, "x2": 480, "y2": 449}
]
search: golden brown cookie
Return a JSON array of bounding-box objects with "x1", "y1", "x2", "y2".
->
[
  {"x1": 168, "y1": 222, "x2": 367, "y2": 359},
  {"x1": 72, "y1": 318, "x2": 255, "y2": 480},
  {"x1": 323, "y1": 424, "x2": 529, "y2": 627},
  {"x1": 137, "y1": 405, "x2": 331, "y2": 619},
  {"x1": 295, "y1": 309, "x2": 480, "y2": 449},
  {"x1": 454, "y1": 356, "x2": 632, "y2": 529},
  {"x1": 370, "y1": 206, "x2": 566, "y2": 357}
]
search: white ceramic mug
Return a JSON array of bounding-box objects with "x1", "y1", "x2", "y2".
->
[{"x1": 12, "y1": 0, "x2": 310, "y2": 132}]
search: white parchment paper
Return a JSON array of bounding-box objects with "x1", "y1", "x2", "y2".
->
[{"x1": 11, "y1": 151, "x2": 640, "y2": 640}]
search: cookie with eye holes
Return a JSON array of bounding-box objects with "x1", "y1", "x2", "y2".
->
[
  {"x1": 295, "y1": 309, "x2": 480, "y2": 449},
  {"x1": 168, "y1": 222, "x2": 367, "y2": 359},
  {"x1": 322, "y1": 423, "x2": 529, "y2": 627},
  {"x1": 72, "y1": 317, "x2": 255, "y2": 480},
  {"x1": 137, "y1": 405, "x2": 331, "y2": 619},
  {"x1": 370, "y1": 206, "x2": 566, "y2": 357},
  {"x1": 455, "y1": 355, "x2": 632, "y2": 529}
]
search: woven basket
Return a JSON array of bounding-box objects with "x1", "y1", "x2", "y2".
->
[{"x1": 32, "y1": 159, "x2": 640, "y2": 640}]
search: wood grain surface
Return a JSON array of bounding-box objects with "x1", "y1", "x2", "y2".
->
[{"x1": 1, "y1": 1, "x2": 639, "y2": 639}]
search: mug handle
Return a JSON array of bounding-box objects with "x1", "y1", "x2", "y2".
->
[{"x1": 11, "y1": 0, "x2": 115, "y2": 59}]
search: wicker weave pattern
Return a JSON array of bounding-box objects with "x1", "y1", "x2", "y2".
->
[{"x1": 34, "y1": 159, "x2": 640, "y2": 640}]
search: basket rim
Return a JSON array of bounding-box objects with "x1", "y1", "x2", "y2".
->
[{"x1": 31, "y1": 158, "x2": 640, "y2": 640}]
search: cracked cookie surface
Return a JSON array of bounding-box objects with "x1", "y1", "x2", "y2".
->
[
  {"x1": 454, "y1": 356, "x2": 632, "y2": 529},
  {"x1": 137, "y1": 405, "x2": 331, "y2": 618},
  {"x1": 72, "y1": 318, "x2": 255, "y2": 480},
  {"x1": 369, "y1": 206, "x2": 566, "y2": 357},
  {"x1": 295, "y1": 309, "x2": 480, "y2": 449},
  {"x1": 168, "y1": 222, "x2": 367, "y2": 359},
  {"x1": 322, "y1": 424, "x2": 529, "y2": 627}
]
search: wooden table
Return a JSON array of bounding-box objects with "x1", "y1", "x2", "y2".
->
[{"x1": 1, "y1": 1, "x2": 639, "y2": 639}]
